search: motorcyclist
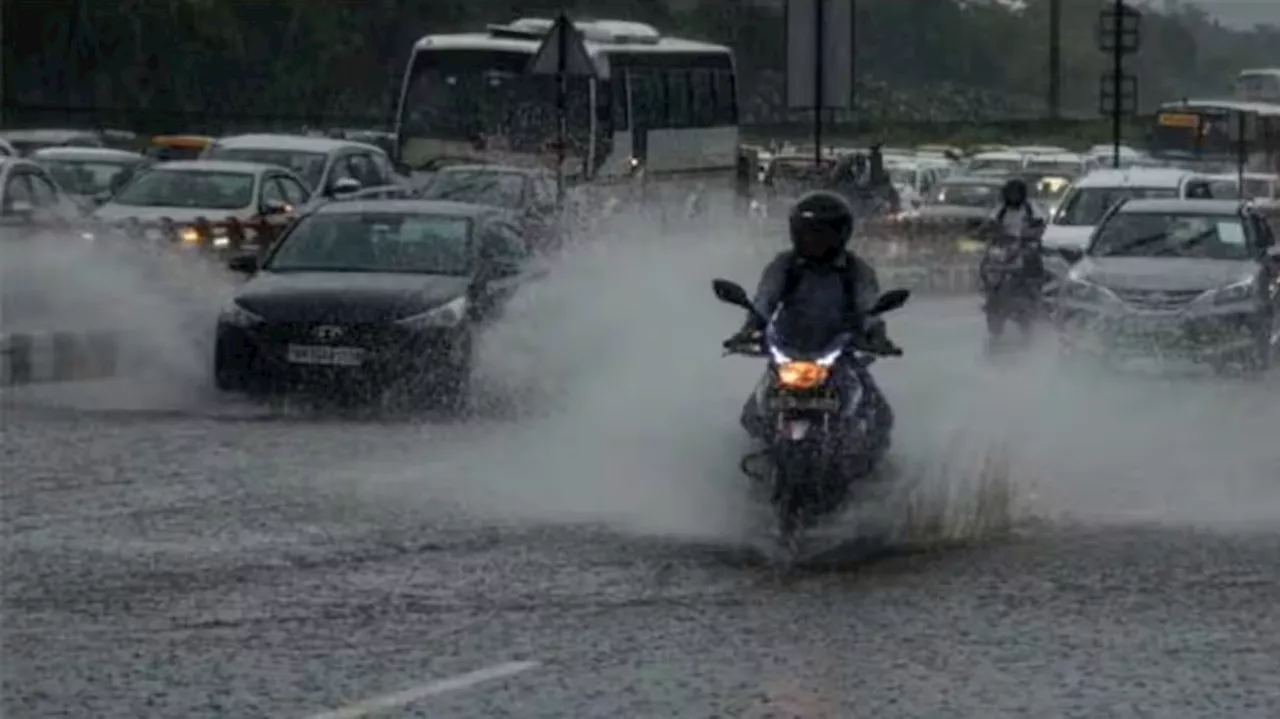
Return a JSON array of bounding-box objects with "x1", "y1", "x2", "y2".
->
[
  {"x1": 982, "y1": 178, "x2": 1046, "y2": 286},
  {"x1": 725, "y1": 191, "x2": 901, "y2": 436},
  {"x1": 988, "y1": 177, "x2": 1045, "y2": 241}
]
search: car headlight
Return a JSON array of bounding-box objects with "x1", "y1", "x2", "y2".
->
[
  {"x1": 178, "y1": 226, "x2": 200, "y2": 244},
  {"x1": 1062, "y1": 278, "x2": 1102, "y2": 303},
  {"x1": 218, "y1": 302, "x2": 264, "y2": 327},
  {"x1": 1212, "y1": 278, "x2": 1255, "y2": 305},
  {"x1": 396, "y1": 296, "x2": 468, "y2": 329}
]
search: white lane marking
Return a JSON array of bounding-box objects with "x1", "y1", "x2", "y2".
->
[{"x1": 300, "y1": 660, "x2": 539, "y2": 719}]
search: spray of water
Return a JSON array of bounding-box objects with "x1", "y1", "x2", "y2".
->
[
  {"x1": 0, "y1": 230, "x2": 236, "y2": 409},
  {"x1": 7, "y1": 205, "x2": 1279, "y2": 545}
]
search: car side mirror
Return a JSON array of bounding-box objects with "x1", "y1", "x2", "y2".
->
[
  {"x1": 328, "y1": 177, "x2": 361, "y2": 198},
  {"x1": 261, "y1": 199, "x2": 291, "y2": 216},
  {"x1": 227, "y1": 253, "x2": 259, "y2": 274},
  {"x1": 487, "y1": 258, "x2": 522, "y2": 279},
  {"x1": 393, "y1": 161, "x2": 412, "y2": 176},
  {"x1": 4, "y1": 199, "x2": 35, "y2": 217},
  {"x1": 1265, "y1": 245, "x2": 1280, "y2": 260}
]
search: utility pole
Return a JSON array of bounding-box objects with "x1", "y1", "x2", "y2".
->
[
  {"x1": 1047, "y1": 0, "x2": 1061, "y2": 119},
  {"x1": 1097, "y1": 1, "x2": 1141, "y2": 168}
]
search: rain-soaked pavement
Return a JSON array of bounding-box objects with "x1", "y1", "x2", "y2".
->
[{"x1": 5, "y1": 232, "x2": 1280, "y2": 717}]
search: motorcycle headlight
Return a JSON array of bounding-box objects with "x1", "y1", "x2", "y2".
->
[
  {"x1": 396, "y1": 296, "x2": 468, "y2": 329},
  {"x1": 219, "y1": 302, "x2": 264, "y2": 327},
  {"x1": 775, "y1": 361, "x2": 829, "y2": 390},
  {"x1": 1212, "y1": 278, "x2": 1255, "y2": 305}
]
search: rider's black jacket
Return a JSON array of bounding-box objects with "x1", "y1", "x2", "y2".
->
[{"x1": 746, "y1": 250, "x2": 882, "y2": 352}]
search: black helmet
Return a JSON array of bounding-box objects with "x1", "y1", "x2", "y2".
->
[
  {"x1": 789, "y1": 191, "x2": 854, "y2": 261},
  {"x1": 1001, "y1": 178, "x2": 1029, "y2": 205}
]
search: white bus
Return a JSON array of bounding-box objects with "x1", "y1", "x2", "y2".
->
[
  {"x1": 1234, "y1": 69, "x2": 1280, "y2": 104},
  {"x1": 393, "y1": 18, "x2": 739, "y2": 185}
]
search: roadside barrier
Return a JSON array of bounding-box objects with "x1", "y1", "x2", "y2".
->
[{"x1": 0, "y1": 330, "x2": 119, "y2": 387}]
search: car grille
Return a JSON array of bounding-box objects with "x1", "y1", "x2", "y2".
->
[
  {"x1": 1108, "y1": 288, "x2": 1204, "y2": 310},
  {"x1": 259, "y1": 322, "x2": 409, "y2": 350}
]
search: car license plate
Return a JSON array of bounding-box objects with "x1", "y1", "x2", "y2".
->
[
  {"x1": 767, "y1": 393, "x2": 840, "y2": 412},
  {"x1": 1116, "y1": 316, "x2": 1181, "y2": 336},
  {"x1": 286, "y1": 344, "x2": 366, "y2": 366}
]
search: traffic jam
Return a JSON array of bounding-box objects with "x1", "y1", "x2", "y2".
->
[{"x1": 3, "y1": 20, "x2": 1280, "y2": 407}]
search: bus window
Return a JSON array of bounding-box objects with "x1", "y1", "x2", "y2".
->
[
  {"x1": 666, "y1": 70, "x2": 691, "y2": 128},
  {"x1": 690, "y1": 70, "x2": 716, "y2": 127},
  {"x1": 610, "y1": 77, "x2": 629, "y2": 132},
  {"x1": 712, "y1": 70, "x2": 737, "y2": 125}
]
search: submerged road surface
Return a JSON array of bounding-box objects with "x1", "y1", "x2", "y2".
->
[{"x1": 6, "y1": 286, "x2": 1280, "y2": 717}]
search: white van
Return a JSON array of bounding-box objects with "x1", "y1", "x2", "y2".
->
[{"x1": 1042, "y1": 167, "x2": 1213, "y2": 258}]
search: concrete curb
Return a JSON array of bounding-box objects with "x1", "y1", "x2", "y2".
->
[{"x1": 0, "y1": 331, "x2": 118, "y2": 386}]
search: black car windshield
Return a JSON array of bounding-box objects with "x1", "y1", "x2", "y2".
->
[
  {"x1": 1055, "y1": 186, "x2": 1178, "y2": 226},
  {"x1": 420, "y1": 171, "x2": 526, "y2": 209},
  {"x1": 43, "y1": 159, "x2": 140, "y2": 196},
  {"x1": 1090, "y1": 212, "x2": 1253, "y2": 260},
  {"x1": 110, "y1": 170, "x2": 255, "y2": 209},
  {"x1": 266, "y1": 212, "x2": 474, "y2": 275},
  {"x1": 204, "y1": 147, "x2": 327, "y2": 189},
  {"x1": 931, "y1": 182, "x2": 1001, "y2": 207}
]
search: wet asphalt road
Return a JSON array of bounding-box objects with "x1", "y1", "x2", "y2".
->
[{"x1": 5, "y1": 295, "x2": 1280, "y2": 718}]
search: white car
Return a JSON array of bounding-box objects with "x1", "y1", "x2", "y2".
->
[
  {"x1": 201, "y1": 134, "x2": 402, "y2": 198},
  {"x1": 965, "y1": 150, "x2": 1027, "y2": 175},
  {"x1": 1203, "y1": 172, "x2": 1280, "y2": 201},
  {"x1": 1022, "y1": 152, "x2": 1096, "y2": 177},
  {"x1": 30, "y1": 147, "x2": 148, "y2": 210},
  {"x1": 0, "y1": 157, "x2": 80, "y2": 226},
  {"x1": 1043, "y1": 167, "x2": 1214, "y2": 260},
  {"x1": 91, "y1": 160, "x2": 311, "y2": 249}
]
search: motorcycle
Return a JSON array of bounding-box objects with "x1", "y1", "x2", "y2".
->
[
  {"x1": 711, "y1": 279, "x2": 910, "y2": 543},
  {"x1": 979, "y1": 232, "x2": 1048, "y2": 347}
]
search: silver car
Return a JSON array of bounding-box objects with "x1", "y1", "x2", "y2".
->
[
  {"x1": 30, "y1": 146, "x2": 148, "y2": 210},
  {"x1": 201, "y1": 134, "x2": 401, "y2": 200},
  {"x1": 1055, "y1": 198, "x2": 1280, "y2": 372},
  {"x1": 91, "y1": 160, "x2": 310, "y2": 251}
]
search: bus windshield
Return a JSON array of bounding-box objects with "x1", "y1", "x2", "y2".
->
[{"x1": 398, "y1": 49, "x2": 592, "y2": 164}]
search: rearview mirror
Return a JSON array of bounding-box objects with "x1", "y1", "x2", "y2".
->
[
  {"x1": 868, "y1": 288, "x2": 911, "y2": 315},
  {"x1": 227, "y1": 253, "x2": 259, "y2": 273},
  {"x1": 712, "y1": 278, "x2": 752, "y2": 309},
  {"x1": 712, "y1": 278, "x2": 769, "y2": 326}
]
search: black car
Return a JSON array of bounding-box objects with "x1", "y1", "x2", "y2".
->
[
  {"x1": 214, "y1": 199, "x2": 532, "y2": 408},
  {"x1": 418, "y1": 164, "x2": 563, "y2": 252}
]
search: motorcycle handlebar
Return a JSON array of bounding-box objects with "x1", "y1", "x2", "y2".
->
[{"x1": 721, "y1": 337, "x2": 901, "y2": 358}]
